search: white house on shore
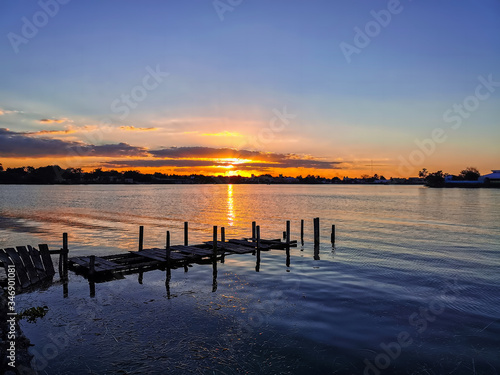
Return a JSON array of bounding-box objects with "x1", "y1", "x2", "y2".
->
[
  {"x1": 478, "y1": 170, "x2": 500, "y2": 185},
  {"x1": 443, "y1": 169, "x2": 500, "y2": 187}
]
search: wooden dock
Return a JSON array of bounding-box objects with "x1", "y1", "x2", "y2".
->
[
  {"x1": 68, "y1": 237, "x2": 297, "y2": 279},
  {"x1": 1, "y1": 218, "x2": 333, "y2": 293}
]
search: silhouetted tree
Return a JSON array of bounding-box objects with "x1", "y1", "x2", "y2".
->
[
  {"x1": 419, "y1": 168, "x2": 428, "y2": 179},
  {"x1": 425, "y1": 170, "x2": 445, "y2": 187},
  {"x1": 459, "y1": 167, "x2": 480, "y2": 181}
]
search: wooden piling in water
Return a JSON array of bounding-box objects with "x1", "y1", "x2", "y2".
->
[
  {"x1": 283, "y1": 231, "x2": 286, "y2": 240},
  {"x1": 212, "y1": 225, "x2": 218, "y2": 291},
  {"x1": 138, "y1": 226, "x2": 144, "y2": 252},
  {"x1": 314, "y1": 217, "x2": 320, "y2": 245},
  {"x1": 221, "y1": 227, "x2": 225, "y2": 243},
  {"x1": 286, "y1": 220, "x2": 291, "y2": 245},
  {"x1": 60, "y1": 233, "x2": 69, "y2": 279},
  {"x1": 256, "y1": 225, "x2": 261, "y2": 272},
  {"x1": 212, "y1": 226, "x2": 217, "y2": 258},
  {"x1": 166, "y1": 231, "x2": 171, "y2": 273},
  {"x1": 331, "y1": 224, "x2": 335, "y2": 246},
  {"x1": 184, "y1": 222, "x2": 188, "y2": 246},
  {"x1": 300, "y1": 219, "x2": 304, "y2": 246},
  {"x1": 252, "y1": 221, "x2": 256, "y2": 241}
]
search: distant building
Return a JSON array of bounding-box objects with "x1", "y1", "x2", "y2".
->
[{"x1": 478, "y1": 170, "x2": 500, "y2": 186}]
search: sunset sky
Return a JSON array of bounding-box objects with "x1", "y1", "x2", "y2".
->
[{"x1": 1, "y1": 0, "x2": 499, "y2": 178}]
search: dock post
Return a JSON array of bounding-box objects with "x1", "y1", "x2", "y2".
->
[
  {"x1": 314, "y1": 218, "x2": 320, "y2": 246},
  {"x1": 256, "y1": 225, "x2": 261, "y2": 272},
  {"x1": 220, "y1": 227, "x2": 226, "y2": 263},
  {"x1": 212, "y1": 226, "x2": 217, "y2": 259},
  {"x1": 60, "y1": 232, "x2": 69, "y2": 279},
  {"x1": 87, "y1": 252, "x2": 95, "y2": 297},
  {"x1": 212, "y1": 225, "x2": 218, "y2": 292},
  {"x1": 184, "y1": 222, "x2": 188, "y2": 246},
  {"x1": 283, "y1": 231, "x2": 286, "y2": 240},
  {"x1": 252, "y1": 221, "x2": 256, "y2": 241},
  {"x1": 331, "y1": 224, "x2": 335, "y2": 246},
  {"x1": 138, "y1": 226, "x2": 144, "y2": 252},
  {"x1": 300, "y1": 219, "x2": 304, "y2": 246},
  {"x1": 89, "y1": 255, "x2": 95, "y2": 279},
  {"x1": 166, "y1": 231, "x2": 171, "y2": 274}
]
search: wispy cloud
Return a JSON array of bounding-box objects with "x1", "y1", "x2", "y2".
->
[
  {"x1": 119, "y1": 126, "x2": 159, "y2": 132},
  {"x1": 39, "y1": 118, "x2": 69, "y2": 124},
  {"x1": 23, "y1": 129, "x2": 77, "y2": 135},
  {"x1": 0, "y1": 109, "x2": 21, "y2": 115}
]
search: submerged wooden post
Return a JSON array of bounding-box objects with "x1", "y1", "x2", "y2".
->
[
  {"x1": 314, "y1": 217, "x2": 320, "y2": 246},
  {"x1": 331, "y1": 224, "x2": 336, "y2": 246},
  {"x1": 252, "y1": 221, "x2": 256, "y2": 241},
  {"x1": 184, "y1": 222, "x2": 188, "y2": 246},
  {"x1": 300, "y1": 219, "x2": 304, "y2": 246},
  {"x1": 221, "y1": 227, "x2": 225, "y2": 243},
  {"x1": 89, "y1": 255, "x2": 96, "y2": 278},
  {"x1": 166, "y1": 231, "x2": 171, "y2": 272},
  {"x1": 62, "y1": 232, "x2": 69, "y2": 279},
  {"x1": 256, "y1": 225, "x2": 261, "y2": 272},
  {"x1": 138, "y1": 226, "x2": 144, "y2": 252},
  {"x1": 212, "y1": 226, "x2": 217, "y2": 258}
]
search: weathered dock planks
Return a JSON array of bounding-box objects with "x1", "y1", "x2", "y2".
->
[
  {"x1": 0, "y1": 245, "x2": 58, "y2": 290},
  {"x1": 68, "y1": 236, "x2": 296, "y2": 278}
]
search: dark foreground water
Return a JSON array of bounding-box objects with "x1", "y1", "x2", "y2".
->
[{"x1": 1, "y1": 185, "x2": 499, "y2": 374}]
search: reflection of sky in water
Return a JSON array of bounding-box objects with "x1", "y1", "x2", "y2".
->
[{"x1": 4, "y1": 185, "x2": 500, "y2": 373}]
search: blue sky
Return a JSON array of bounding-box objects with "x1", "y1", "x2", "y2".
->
[{"x1": 1, "y1": 0, "x2": 499, "y2": 177}]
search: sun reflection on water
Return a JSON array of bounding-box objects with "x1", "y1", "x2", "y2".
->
[{"x1": 227, "y1": 184, "x2": 234, "y2": 226}]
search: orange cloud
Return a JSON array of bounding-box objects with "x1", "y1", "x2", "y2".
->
[
  {"x1": 26, "y1": 129, "x2": 77, "y2": 135},
  {"x1": 119, "y1": 126, "x2": 159, "y2": 132},
  {"x1": 39, "y1": 118, "x2": 68, "y2": 124}
]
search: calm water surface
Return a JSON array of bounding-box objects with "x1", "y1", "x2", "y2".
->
[{"x1": 1, "y1": 185, "x2": 499, "y2": 374}]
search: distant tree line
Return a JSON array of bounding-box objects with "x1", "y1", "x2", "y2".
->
[{"x1": 2, "y1": 162, "x2": 478, "y2": 185}]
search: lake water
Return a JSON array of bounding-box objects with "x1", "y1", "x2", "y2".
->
[{"x1": 1, "y1": 184, "x2": 499, "y2": 374}]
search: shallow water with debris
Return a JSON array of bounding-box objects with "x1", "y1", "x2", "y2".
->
[{"x1": 2, "y1": 184, "x2": 499, "y2": 374}]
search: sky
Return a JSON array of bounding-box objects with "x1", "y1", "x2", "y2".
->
[{"x1": 0, "y1": 0, "x2": 499, "y2": 178}]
